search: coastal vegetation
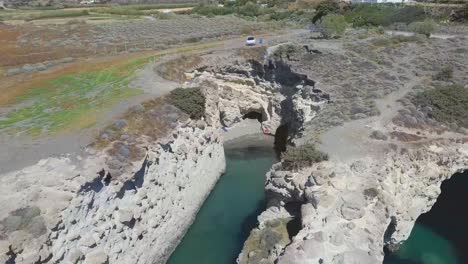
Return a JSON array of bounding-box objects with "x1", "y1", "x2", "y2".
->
[
  {"x1": 281, "y1": 144, "x2": 328, "y2": 170},
  {"x1": 408, "y1": 19, "x2": 437, "y2": 37},
  {"x1": 168, "y1": 87, "x2": 206, "y2": 120},
  {"x1": 0, "y1": 56, "x2": 149, "y2": 136},
  {"x1": 433, "y1": 65, "x2": 454, "y2": 81},
  {"x1": 319, "y1": 14, "x2": 346, "y2": 38},
  {"x1": 412, "y1": 85, "x2": 468, "y2": 128}
]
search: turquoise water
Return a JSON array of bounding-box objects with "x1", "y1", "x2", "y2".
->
[
  {"x1": 167, "y1": 143, "x2": 276, "y2": 264},
  {"x1": 384, "y1": 170, "x2": 468, "y2": 264}
]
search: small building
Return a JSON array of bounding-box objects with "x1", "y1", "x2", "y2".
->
[{"x1": 80, "y1": 0, "x2": 96, "y2": 5}]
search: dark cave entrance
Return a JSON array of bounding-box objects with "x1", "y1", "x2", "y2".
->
[
  {"x1": 284, "y1": 202, "x2": 302, "y2": 240},
  {"x1": 274, "y1": 124, "x2": 289, "y2": 153},
  {"x1": 383, "y1": 169, "x2": 468, "y2": 264},
  {"x1": 242, "y1": 111, "x2": 264, "y2": 123}
]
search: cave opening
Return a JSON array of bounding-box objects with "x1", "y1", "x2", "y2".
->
[
  {"x1": 242, "y1": 111, "x2": 264, "y2": 123},
  {"x1": 274, "y1": 124, "x2": 289, "y2": 154},
  {"x1": 383, "y1": 216, "x2": 398, "y2": 255},
  {"x1": 383, "y1": 169, "x2": 468, "y2": 264},
  {"x1": 284, "y1": 202, "x2": 302, "y2": 240}
]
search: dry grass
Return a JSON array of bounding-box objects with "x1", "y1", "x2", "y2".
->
[
  {"x1": 92, "y1": 97, "x2": 188, "y2": 162},
  {"x1": 157, "y1": 54, "x2": 202, "y2": 82},
  {"x1": 0, "y1": 42, "x2": 217, "y2": 107},
  {"x1": 237, "y1": 46, "x2": 267, "y2": 62},
  {"x1": 0, "y1": 24, "x2": 91, "y2": 67},
  {"x1": 0, "y1": 52, "x2": 147, "y2": 106}
]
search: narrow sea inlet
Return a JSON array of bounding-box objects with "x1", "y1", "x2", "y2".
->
[{"x1": 168, "y1": 134, "x2": 277, "y2": 264}]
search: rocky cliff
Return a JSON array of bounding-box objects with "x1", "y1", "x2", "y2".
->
[
  {"x1": 188, "y1": 54, "x2": 329, "y2": 139},
  {"x1": 237, "y1": 34, "x2": 468, "y2": 264},
  {"x1": 254, "y1": 143, "x2": 466, "y2": 264},
  {"x1": 0, "y1": 121, "x2": 225, "y2": 264}
]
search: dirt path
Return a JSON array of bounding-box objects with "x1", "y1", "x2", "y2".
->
[{"x1": 318, "y1": 48, "x2": 423, "y2": 162}]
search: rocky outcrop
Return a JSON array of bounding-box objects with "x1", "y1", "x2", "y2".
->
[
  {"x1": 189, "y1": 59, "x2": 328, "y2": 137},
  {"x1": 0, "y1": 122, "x2": 225, "y2": 264},
  {"x1": 237, "y1": 38, "x2": 468, "y2": 264},
  {"x1": 269, "y1": 142, "x2": 466, "y2": 263},
  {"x1": 238, "y1": 139, "x2": 467, "y2": 264}
]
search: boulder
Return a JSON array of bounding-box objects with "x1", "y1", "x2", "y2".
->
[
  {"x1": 116, "y1": 209, "x2": 134, "y2": 225},
  {"x1": 67, "y1": 249, "x2": 84, "y2": 264},
  {"x1": 84, "y1": 250, "x2": 109, "y2": 264}
]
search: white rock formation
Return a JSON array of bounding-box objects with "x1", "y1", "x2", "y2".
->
[
  {"x1": 239, "y1": 140, "x2": 467, "y2": 264},
  {"x1": 189, "y1": 61, "x2": 328, "y2": 137},
  {"x1": 0, "y1": 122, "x2": 225, "y2": 264}
]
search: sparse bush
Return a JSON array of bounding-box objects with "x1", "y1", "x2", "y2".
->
[
  {"x1": 238, "y1": 2, "x2": 261, "y2": 17},
  {"x1": 345, "y1": 4, "x2": 427, "y2": 28},
  {"x1": 272, "y1": 44, "x2": 301, "y2": 60},
  {"x1": 168, "y1": 88, "x2": 206, "y2": 120},
  {"x1": 408, "y1": 19, "x2": 437, "y2": 37},
  {"x1": 282, "y1": 144, "x2": 329, "y2": 170},
  {"x1": 433, "y1": 65, "x2": 453, "y2": 81},
  {"x1": 451, "y1": 4, "x2": 468, "y2": 22},
  {"x1": 319, "y1": 14, "x2": 346, "y2": 38},
  {"x1": 412, "y1": 85, "x2": 468, "y2": 128},
  {"x1": 312, "y1": 0, "x2": 340, "y2": 23},
  {"x1": 158, "y1": 55, "x2": 202, "y2": 82},
  {"x1": 371, "y1": 35, "x2": 423, "y2": 47}
]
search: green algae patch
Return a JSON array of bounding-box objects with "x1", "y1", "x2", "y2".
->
[
  {"x1": 0, "y1": 57, "x2": 151, "y2": 136},
  {"x1": 239, "y1": 218, "x2": 291, "y2": 264}
]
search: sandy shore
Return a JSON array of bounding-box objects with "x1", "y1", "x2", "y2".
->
[
  {"x1": 224, "y1": 133, "x2": 275, "y2": 151},
  {"x1": 220, "y1": 119, "x2": 264, "y2": 142}
]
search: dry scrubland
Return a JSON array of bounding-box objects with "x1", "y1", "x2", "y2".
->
[
  {"x1": 0, "y1": 15, "x2": 276, "y2": 68},
  {"x1": 278, "y1": 30, "x2": 468, "y2": 141},
  {"x1": 0, "y1": 13, "x2": 281, "y2": 138}
]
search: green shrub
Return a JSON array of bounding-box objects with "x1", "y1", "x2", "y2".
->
[
  {"x1": 319, "y1": 14, "x2": 346, "y2": 38},
  {"x1": 408, "y1": 19, "x2": 437, "y2": 37},
  {"x1": 345, "y1": 4, "x2": 427, "y2": 28},
  {"x1": 168, "y1": 88, "x2": 206, "y2": 120},
  {"x1": 238, "y1": 2, "x2": 261, "y2": 17},
  {"x1": 412, "y1": 85, "x2": 468, "y2": 128},
  {"x1": 433, "y1": 65, "x2": 453, "y2": 81},
  {"x1": 272, "y1": 44, "x2": 301, "y2": 59},
  {"x1": 282, "y1": 144, "x2": 329, "y2": 170},
  {"x1": 265, "y1": 0, "x2": 293, "y2": 8},
  {"x1": 312, "y1": 0, "x2": 340, "y2": 23}
]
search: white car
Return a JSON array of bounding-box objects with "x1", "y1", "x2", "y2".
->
[{"x1": 246, "y1": 36, "x2": 256, "y2": 46}]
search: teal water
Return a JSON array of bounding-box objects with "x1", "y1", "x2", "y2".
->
[
  {"x1": 167, "y1": 143, "x2": 276, "y2": 264},
  {"x1": 384, "y1": 170, "x2": 468, "y2": 264}
]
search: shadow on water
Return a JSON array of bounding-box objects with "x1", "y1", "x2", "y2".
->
[{"x1": 384, "y1": 170, "x2": 468, "y2": 264}]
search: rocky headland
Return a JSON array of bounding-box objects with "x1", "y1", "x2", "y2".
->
[
  {"x1": 0, "y1": 28, "x2": 467, "y2": 264},
  {"x1": 0, "y1": 114, "x2": 225, "y2": 263},
  {"x1": 237, "y1": 31, "x2": 468, "y2": 264}
]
